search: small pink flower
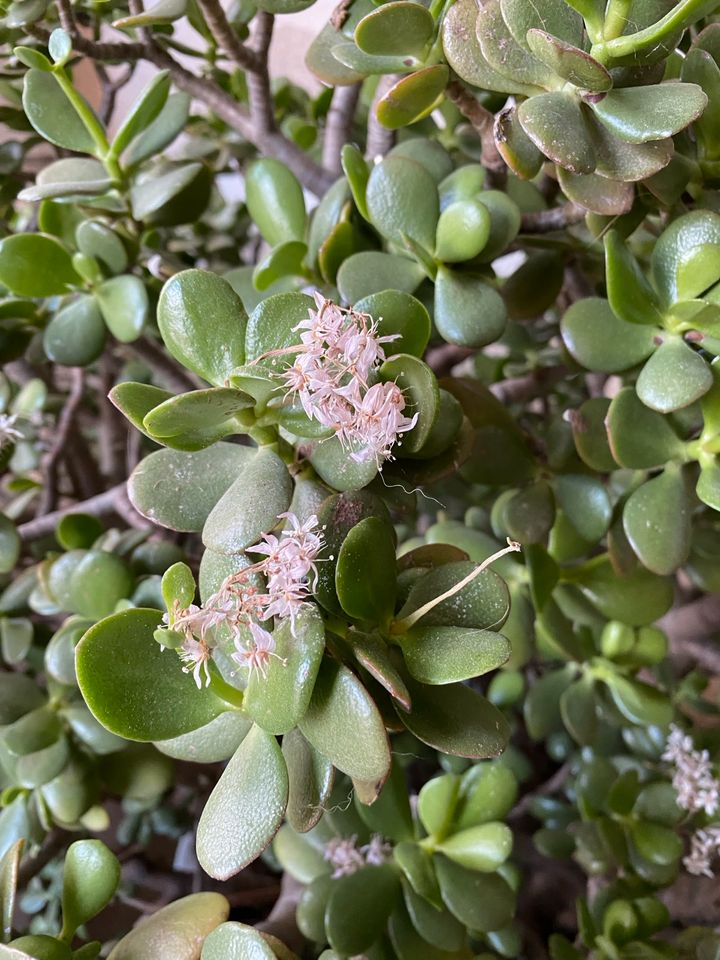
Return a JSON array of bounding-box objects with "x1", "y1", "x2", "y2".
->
[
  {"x1": 323, "y1": 833, "x2": 392, "y2": 877},
  {"x1": 178, "y1": 636, "x2": 213, "y2": 689},
  {"x1": 260, "y1": 586, "x2": 308, "y2": 633},
  {"x1": 684, "y1": 825, "x2": 720, "y2": 878},
  {"x1": 247, "y1": 513, "x2": 324, "y2": 633},
  {"x1": 349, "y1": 381, "x2": 418, "y2": 464},
  {"x1": 0, "y1": 414, "x2": 22, "y2": 448},
  {"x1": 162, "y1": 512, "x2": 325, "y2": 687},
  {"x1": 231, "y1": 622, "x2": 286, "y2": 680},
  {"x1": 361, "y1": 834, "x2": 392, "y2": 867},
  {"x1": 294, "y1": 292, "x2": 348, "y2": 350},
  {"x1": 663, "y1": 724, "x2": 720, "y2": 817},
  {"x1": 336, "y1": 317, "x2": 398, "y2": 384},
  {"x1": 279, "y1": 511, "x2": 324, "y2": 565},
  {"x1": 324, "y1": 837, "x2": 366, "y2": 878},
  {"x1": 277, "y1": 295, "x2": 414, "y2": 466}
]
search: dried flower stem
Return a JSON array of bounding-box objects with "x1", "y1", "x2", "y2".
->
[{"x1": 391, "y1": 539, "x2": 522, "y2": 633}]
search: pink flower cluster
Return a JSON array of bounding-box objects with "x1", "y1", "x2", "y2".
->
[
  {"x1": 279, "y1": 293, "x2": 418, "y2": 464},
  {"x1": 246, "y1": 512, "x2": 323, "y2": 630},
  {"x1": 163, "y1": 512, "x2": 324, "y2": 687},
  {"x1": 684, "y1": 825, "x2": 720, "y2": 878},
  {"x1": 0, "y1": 413, "x2": 22, "y2": 449},
  {"x1": 662, "y1": 724, "x2": 720, "y2": 817},
  {"x1": 323, "y1": 834, "x2": 392, "y2": 878},
  {"x1": 663, "y1": 725, "x2": 720, "y2": 878}
]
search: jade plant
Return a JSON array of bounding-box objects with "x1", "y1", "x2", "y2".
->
[
  {"x1": 1, "y1": 835, "x2": 294, "y2": 959},
  {"x1": 4, "y1": 0, "x2": 720, "y2": 954},
  {"x1": 275, "y1": 759, "x2": 521, "y2": 956},
  {"x1": 0, "y1": 516, "x2": 184, "y2": 860}
]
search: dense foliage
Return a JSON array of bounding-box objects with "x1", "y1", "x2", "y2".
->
[{"x1": 2, "y1": 0, "x2": 720, "y2": 955}]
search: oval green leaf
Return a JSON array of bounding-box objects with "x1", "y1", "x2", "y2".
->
[
  {"x1": 196, "y1": 725, "x2": 289, "y2": 880},
  {"x1": 76, "y1": 608, "x2": 227, "y2": 741}
]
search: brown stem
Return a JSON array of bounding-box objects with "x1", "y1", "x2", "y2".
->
[
  {"x1": 56, "y1": 0, "x2": 75, "y2": 33},
  {"x1": 490, "y1": 366, "x2": 568, "y2": 404},
  {"x1": 36, "y1": 368, "x2": 85, "y2": 517},
  {"x1": 659, "y1": 594, "x2": 720, "y2": 673},
  {"x1": 255, "y1": 873, "x2": 304, "y2": 954},
  {"x1": 426, "y1": 344, "x2": 474, "y2": 377},
  {"x1": 29, "y1": 23, "x2": 147, "y2": 58},
  {"x1": 322, "y1": 83, "x2": 360, "y2": 175},
  {"x1": 97, "y1": 355, "x2": 128, "y2": 484},
  {"x1": 64, "y1": 427, "x2": 105, "y2": 499},
  {"x1": 18, "y1": 830, "x2": 67, "y2": 886},
  {"x1": 18, "y1": 483, "x2": 131, "y2": 541},
  {"x1": 564, "y1": 262, "x2": 594, "y2": 301},
  {"x1": 114, "y1": 485, "x2": 152, "y2": 529},
  {"x1": 195, "y1": 0, "x2": 261, "y2": 71},
  {"x1": 128, "y1": 335, "x2": 205, "y2": 393},
  {"x1": 366, "y1": 75, "x2": 397, "y2": 160},
  {"x1": 149, "y1": 45, "x2": 332, "y2": 193},
  {"x1": 126, "y1": 0, "x2": 153, "y2": 48},
  {"x1": 246, "y1": 11, "x2": 275, "y2": 134},
  {"x1": 521, "y1": 202, "x2": 586, "y2": 233},
  {"x1": 96, "y1": 61, "x2": 134, "y2": 125},
  {"x1": 126, "y1": 423, "x2": 143, "y2": 476},
  {"x1": 446, "y1": 79, "x2": 504, "y2": 173}
]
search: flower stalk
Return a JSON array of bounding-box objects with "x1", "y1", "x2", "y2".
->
[{"x1": 390, "y1": 539, "x2": 522, "y2": 634}]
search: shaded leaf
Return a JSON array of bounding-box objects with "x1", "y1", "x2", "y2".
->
[
  {"x1": 107, "y1": 894, "x2": 229, "y2": 960},
  {"x1": 197, "y1": 726, "x2": 288, "y2": 879},
  {"x1": 623, "y1": 467, "x2": 692, "y2": 574},
  {"x1": 395, "y1": 675, "x2": 510, "y2": 758},
  {"x1": 518, "y1": 93, "x2": 595, "y2": 174},
  {"x1": 202, "y1": 448, "x2": 292, "y2": 554},
  {"x1": 299, "y1": 659, "x2": 391, "y2": 782}
]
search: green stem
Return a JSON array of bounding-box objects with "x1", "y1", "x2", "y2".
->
[
  {"x1": 209, "y1": 669, "x2": 244, "y2": 708},
  {"x1": 157, "y1": 36, "x2": 209, "y2": 58},
  {"x1": 591, "y1": 0, "x2": 712, "y2": 61},
  {"x1": 558, "y1": 552, "x2": 608, "y2": 583},
  {"x1": 603, "y1": 0, "x2": 632, "y2": 40},
  {"x1": 700, "y1": 434, "x2": 720, "y2": 455},
  {"x1": 53, "y1": 66, "x2": 126, "y2": 182},
  {"x1": 248, "y1": 423, "x2": 280, "y2": 446},
  {"x1": 53, "y1": 66, "x2": 110, "y2": 156},
  {"x1": 324, "y1": 615, "x2": 349, "y2": 639},
  {"x1": 425, "y1": 0, "x2": 453, "y2": 63}
]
